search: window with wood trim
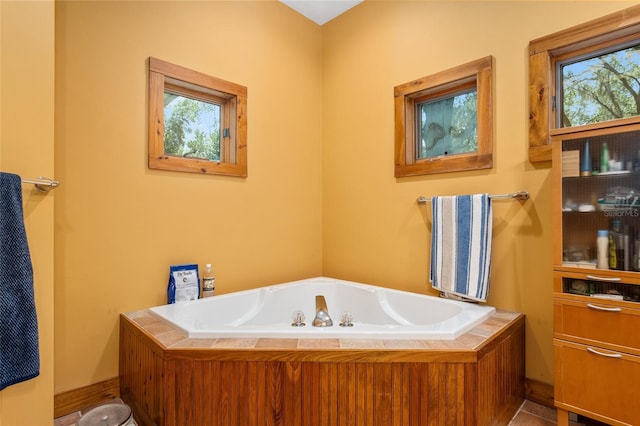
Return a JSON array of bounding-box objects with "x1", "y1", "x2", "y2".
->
[
  {"x1": 394, "y1": 56, "x2": 494, "y2": 177},
  {"x1": 528, "y1": 5, "x2": 640, "y2": 163},
  {"x1": 148, "y1": 57, "x2": 247, "y2": 177}
]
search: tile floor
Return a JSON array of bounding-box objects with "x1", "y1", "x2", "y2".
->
[
  {"x1": 56, "y1": 398, "x2": 608, "y2": 426},
  {"x1": 509, "y1": 400, "x2": 568, "y2": 425},
  {"x1": 509, "y1": 400, "x2": 609, "y2": 426}
]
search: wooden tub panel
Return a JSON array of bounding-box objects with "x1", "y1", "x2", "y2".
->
[
  {"x1": 476, "y1": 322, "x2": 526, "y2": 424},
  {"x1": 120, "y1": 312, "x2": 525, "y2": 426},
  {"x1": 119, "y1": 323, "x2": 166, "y2": 426}
]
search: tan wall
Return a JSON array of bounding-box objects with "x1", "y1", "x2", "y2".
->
[
  {"x1": 321, "y1": 0, "x2": 637, "y2": 386},
  {"x1": 54, "y1": 0, "x2": 638, "y2": 397},
  {"x1": 0, "y1": 0, "x2": 55, "y2": 424},
  {"x1": 54, "y1": 1, "x2": 323, "y2": 392}
]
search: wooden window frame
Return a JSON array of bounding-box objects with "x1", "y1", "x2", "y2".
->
[
  {"x1": 394, "y1": 56, "x2": 494, "y2": 177},
  {"x1": 528, "y1": 5, "x2": 640, "y2": 163},
  {"x1": 148, "y1": 57, "x2": 247, "y2": 177}
]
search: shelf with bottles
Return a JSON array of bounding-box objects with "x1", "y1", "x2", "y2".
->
[
  {"x1": 561, "y1": 217, "x2": 640, "y2": 272},
  {"x1": 560, "y1": 128, "x2": 640, "y2": 179},
  {"x1": 562, "y1": 175, "x2": 640, "y2": 213}
]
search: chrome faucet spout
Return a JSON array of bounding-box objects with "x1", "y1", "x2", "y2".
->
[{"x1": 313, "y1": 295, "x2": 333, "y2": 327}]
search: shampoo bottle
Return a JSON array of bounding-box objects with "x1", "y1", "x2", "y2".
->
[
  {"x1": 609, "y1": 220, "x2": 626, "y2": 270},
  {"x1": 580, "y1": 140, "x2": 591, "y2": 176},
  {"x1": 597, "y1": 230, "x2": 609, "y2": 269},
  {"x1": 202, "y1": 263, "x2": 216, "y2": 297},
  {"x1": 609, "y1": 231, "x2": 618, "y2": 269},
  {"x1": 624, "y1": 225, "x2": 631, "y2": 271},
  {"x1": 601, "y1": 142, "x2": 610, "y2": 173}
]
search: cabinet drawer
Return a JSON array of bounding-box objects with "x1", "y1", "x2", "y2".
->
[
  {"x1": 554, "y1": 339, "x2": 640, "y2": 425},
  {"x1": 554, "y1": 297, "x2": 640, "y2": 352}
]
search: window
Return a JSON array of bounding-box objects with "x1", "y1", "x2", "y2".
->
[
  {"x1": 394, "y1": 56, "x2": 493, "y2": 177},
  {"x1": 558, "y1": 41, "x2": 640, "y2": 128},
  {"x1": 416, "y1": 87, "x2": 478, "y2": 159},
  {"x1": 528, "y1": 5, "x2": 640, "y2": 162},
  {"x1": 148, "y1": 57, "x2": 247, "y2": 177},
  {"x1": 163, "y1": 90, "x2": 221, "y2": 161}
]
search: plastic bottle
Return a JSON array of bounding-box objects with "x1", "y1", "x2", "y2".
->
[
  {"x1": 609, "y1": 231, "x2": 617, "y2": 269},
  {"x1": 601, "y1": 142, "x2": 610, "y2": 173},
  {"x1": 609, "y1": 220, "x2": 625, "y2": 270},
  {"x1": 202, "y1": 263, "x2": 216, "y2": 297},
  {"x1": 634, "y1": 231, "x2": 640, "y2": 271},
  {"x1": 624, "y1": 225, "x2": 631, "y2": 271},
  {"x1": 580, "y1": 140, "x2": 591, "y2": 176},
  {"x1": 597, "y1": 230, "x2": 609, "y2": 269}
]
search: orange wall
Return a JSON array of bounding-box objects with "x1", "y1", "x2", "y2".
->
[
  {"x1": 321, "y1": 0, "x2": 637, "y2": 386},
  {"x1": 54, "y1": 1, "x2": 323, "y2": 392},
  {"x1": 0, "y1": 0, "x2": 55, "y2": 424},
  {"x1": 54, "y1": 0, "x2": 638, "y2": 395}
]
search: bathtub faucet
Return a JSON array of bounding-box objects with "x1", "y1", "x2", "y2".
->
[{"x1": 312, "y1": 295, "x2": 333, "y2": 327}]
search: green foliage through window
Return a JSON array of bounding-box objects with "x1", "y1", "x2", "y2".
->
[
  {"x1": 417, "y1": 89, "x2": 478, "y2": 159},
  {"x1": 560, "y1": 42, "x2": 640, "y2": 127},
  {"x1": 163, "y1": 92, "x2": 221, "y2": 161}
]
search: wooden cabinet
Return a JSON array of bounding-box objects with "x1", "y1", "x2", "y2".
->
[
  {"x1": 553, "y1": 123, "x2": 640, "y2": 426},
  {"x1": 554, "y1": 339, "x2": 640, "y2": 425}
]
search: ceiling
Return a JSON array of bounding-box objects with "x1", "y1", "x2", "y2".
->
[{"x1": 278, "y1": 0, "x2": 363, "y2": 25}]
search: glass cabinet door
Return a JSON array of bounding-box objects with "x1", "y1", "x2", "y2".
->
[{"x1": 556, "y1": 126, "x2": 640, "y2": 273}]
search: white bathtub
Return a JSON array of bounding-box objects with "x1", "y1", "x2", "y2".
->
[{"x1": 149, "y1": 277, "x2": 496, "y2": 339}]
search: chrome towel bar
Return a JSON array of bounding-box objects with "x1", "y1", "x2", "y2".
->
[
  {"x1": 21, "y1": 177, "x2": 59, "y2": 193},
  {"x1": 416, "y1": 191, "x2": 529, "y2": 204}
]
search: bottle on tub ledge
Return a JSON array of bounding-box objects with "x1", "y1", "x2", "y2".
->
[{"x1": 202, "y1": 263, "x2": 216, "y2": 297}]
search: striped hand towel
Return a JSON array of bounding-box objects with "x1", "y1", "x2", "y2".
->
[{"x1": 429, "y1": 194, "x2": 492, "y2": 302}]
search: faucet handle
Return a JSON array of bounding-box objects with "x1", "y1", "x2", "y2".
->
[
  {"x1": 339, "y1": 311, "x2": 354, "y2": 327},
  {"x1": 291, "y1": 310, "x2": 306, "y2": 327}
]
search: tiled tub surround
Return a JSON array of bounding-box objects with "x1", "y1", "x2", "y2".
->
[{"x1": 120, "y1": 306, "x2": 524, "y2": 426}]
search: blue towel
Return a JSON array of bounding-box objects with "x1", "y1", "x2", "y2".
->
[
  {"x1": 0, "y1": 172, "x2": 39, "y2": 390},
  {"x1": 429, "y1": 194, "x2": 492, "y2": 302}
]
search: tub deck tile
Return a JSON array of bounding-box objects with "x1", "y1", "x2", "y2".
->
[
  {"x1": 494, "y1": 310, "x2": 521, "y2": 321},
  {"x1": 298, "y1": 338, "x2": 341, "y2": 349},
  {"x1": 339, "y1": 338, "x2": 385, "y2": 349},
  {"x1": 420, "y1": 338, "x2": 468, "y2": 350},
  {"x1": 125, "y1": 310, "x2": 154, "y2": 321},
  {"x1": 255, "y1": 338, "x2": 299, "y2": 349},
  {"x1": 454, "y1": 332, "x2": 487, "y2": 348},
  {"x1": 128, "y1": 312, "x2": 161, "y2": 327},
  {"x1": 483, "y1": 315, "x2": 511, "y2": 328},
  {"x1": 144, "y1": 321, "x2": 178, "y2": 336},
  {"x1": 171, "y1": 337, "x2": 218, "y2": 348},
  {"x1": 382, "y1": 339, "x2": 429, "y2": 349},
  {"x1": 155, "y1": 331, "x2": 188, "y2": 347},
  {"x1": 468, "y1": 315, "x2": 510, "y2": 337},
  {"x1": 212, "y1": 338, "x2": 259, "y2": 348}
]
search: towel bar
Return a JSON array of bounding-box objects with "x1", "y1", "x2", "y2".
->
[
  {"x1": 416, "y1": 191, "x2": 529, "y2": 204},
  {"x1": 21, "y1": 177, "x2": 59, "y2": 193}
]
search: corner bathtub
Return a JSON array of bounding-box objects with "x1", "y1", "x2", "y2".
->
[
  {"x1": 149, "y1": 277, "x2": 496, "y2": 340},
  {"x1": 120, "y1": 276, "x2": 525, "y2": 426}
]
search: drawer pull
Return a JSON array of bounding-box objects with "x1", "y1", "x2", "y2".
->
[
  {"x1": 585, "y1": 275, "x2": 622, "y2": 282},
  {"x1": 586, "y1": 303, "x2": 622, "y2": 312},
  {"x1": 587, "y1": 347, "x2": 623, "y2": 359}
]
